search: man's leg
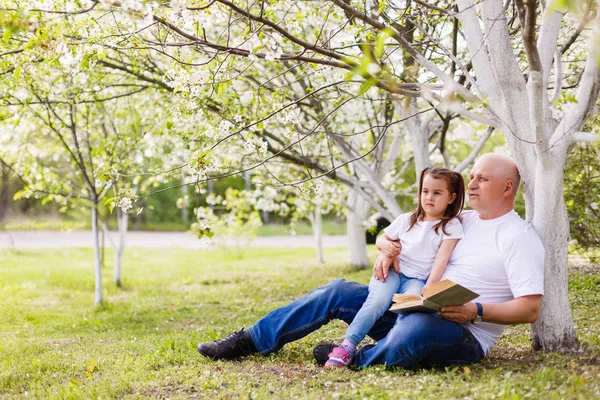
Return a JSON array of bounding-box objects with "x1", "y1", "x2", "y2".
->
[
  {"x1": 248, "y1": 279, "x2": 398, "y2": 355},
  {"x1": 353, "y1": 313, "x2": 484, "y2": 369}
]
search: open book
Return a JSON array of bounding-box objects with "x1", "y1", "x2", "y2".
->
[{"x1": 389, "y1": 279, "x2": 479, "y2": 314}]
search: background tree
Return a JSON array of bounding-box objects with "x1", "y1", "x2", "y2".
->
[{"x1": 0, "y1": 16, "x2": 180, "y2": 303}]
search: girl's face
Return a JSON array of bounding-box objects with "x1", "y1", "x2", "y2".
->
[{"x1": 420, "y1": 175, "x2": 457, "y2": 220}]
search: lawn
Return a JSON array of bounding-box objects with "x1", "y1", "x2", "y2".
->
[{"x1": 0, "y1": 247, "x2": 598, "y2": 399}]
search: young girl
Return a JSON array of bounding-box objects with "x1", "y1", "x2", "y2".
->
[{"x1": 325, "y1": 166, "x2": 466, "y2": 368}]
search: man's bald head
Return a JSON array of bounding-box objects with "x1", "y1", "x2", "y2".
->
[
  {"x1": 468, "y1": 153, "x2": 521, "y2": 219},
  {"x1": 474, "y1": 153, "x2": 521, "y2": 196}
]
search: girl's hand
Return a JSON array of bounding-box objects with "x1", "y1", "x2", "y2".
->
[{"x1": 421, "y1": 283, "x2": 432, "y2": 297}]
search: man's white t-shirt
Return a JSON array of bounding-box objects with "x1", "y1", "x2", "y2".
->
[
  {"x1": 384, "y1": 213, "x2": 464, "y2": 280},
  {"x1": 442, "y1": 210, "x2": 545, "y2": 354}
]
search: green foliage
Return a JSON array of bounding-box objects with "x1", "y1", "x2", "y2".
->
[
  {"x1": 564, "y1": 142, "x2": 600, "y2": 261},
  {"x1": 0, "y1": 247, "x2": 598, "y2": 398}
]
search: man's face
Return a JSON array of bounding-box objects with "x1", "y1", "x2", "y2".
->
[{"x1": 468, "y1": 160, "x2": 505, "y2": 213}]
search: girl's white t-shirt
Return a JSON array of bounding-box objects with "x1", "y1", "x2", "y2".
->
[{"x1": 383, "y1": 213, "x2": 464, "y2": 280}]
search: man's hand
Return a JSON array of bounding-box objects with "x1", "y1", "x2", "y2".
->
[
  {"x1": 437, "y1": 302, "x2": 478, "y2": 324},
  {"x1": 372, "y1": 253, "x2": 399, "y2": 282},
  {"x1": 378, "y1": 237, "x2": 401, "y2": 258}
]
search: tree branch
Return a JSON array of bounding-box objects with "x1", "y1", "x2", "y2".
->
[
  {"x1": 570, "y1": 132, "x2": 600, "y2": 144},
  {"x1": 561, "y1": 7, "x2": 597, "y2": 54},
  {"x1": 454, "y1": 126, "x2": 495, "y2": 172},
  {"x1": 330, "y1": 0, "x2": 478, "y2": 103}
]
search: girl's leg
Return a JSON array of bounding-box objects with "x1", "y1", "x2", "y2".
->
[
  {"x1": 397, "y1": 275, "x2": 426, "y2": 296},
  {"x1": 324, "y1": 272, "x2": 401, "y2": 367},
  {"x1": 343, "y1": 271, "x2": 401, "y2": 347}
]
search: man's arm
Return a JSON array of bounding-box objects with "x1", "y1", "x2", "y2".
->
[
  {"x1": 438, "y1": 295, "x2": 542, "y2": 324},
  {"x1": 373, "y1": 234, "x2": 401, "y2": 281},
  {"x1": 375, "y1": 233, "x2": 401, "y2": 256}
]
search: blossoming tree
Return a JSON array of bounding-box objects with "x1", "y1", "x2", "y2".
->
[{"x1": 2, "y1": 0, "x2": 598, "y2": 350}]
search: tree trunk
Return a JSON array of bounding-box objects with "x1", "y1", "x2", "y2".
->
[
  {"x1": 114, "y1": 207, "x2": 128, "y2": 287},
  {"x1": 402, "y1": 99, "x2": 429, "y2": 177},
  {"x1": 91, "y1": 201, "x2": 103, "y2": 306},
  {"x1": 531, "y1": 156, "x2": 578, "y2": 351},
  {"x1": 0, "y1": 161, "x2": 9, "y2": 222},
  {"x1": 308, "y1": 201, "x2": 324, "y2": 264},
  {"x1": 346, "y1": 189, "x2": 371, "y2": 268}
]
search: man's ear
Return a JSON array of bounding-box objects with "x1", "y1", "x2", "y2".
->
[{"x1": 504, "y1": 180, "x2": 514, "y2": 196}]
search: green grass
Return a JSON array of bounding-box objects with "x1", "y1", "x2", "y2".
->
[
  {"x1": 255, "y1": 219, "x2": 346, "y2": 236},
  {"x1": 0, "y1": 247, "x2": 598, "y2": 399}
]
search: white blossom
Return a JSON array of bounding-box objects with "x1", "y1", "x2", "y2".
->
[
  {"x1": 170, "y1": 0, "x2": 186, "y2": 13},
  {"x1": 118, "y1": 197, "x2": 133, "y2": 212},
  {"x1": 121, "y1": 0, "x2": 144, "y2": 11},
  {"x1": 366, "y1": 63, "x2": 381, "y2": 75},
  {"x1": 176, "y1": 195, "x2": 190, "y2": 208}
]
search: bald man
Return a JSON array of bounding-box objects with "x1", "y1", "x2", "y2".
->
[{"x1": 197, "y1": 154, "x2": 544, "y2": 369}]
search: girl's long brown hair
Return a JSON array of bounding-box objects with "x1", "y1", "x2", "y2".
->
[{"x1": 407, "y1": 166, "x2": 466, "y2": 236}]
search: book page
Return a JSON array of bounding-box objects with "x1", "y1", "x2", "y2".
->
[
  {"x1": 389, "y1": 299, "x2": 424, "y2": 311},
  {"x1": 391, "y1": 293, "x2": 422, "y2": 304},
  {"x1": 424, "y1": 279, "x2": 456, "y2": 297}
]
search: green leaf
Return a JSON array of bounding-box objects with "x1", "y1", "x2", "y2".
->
[
  {"x1": 2, "y1": 28, "x2": 12, "y2": 43},
  {"x1": 358, "y1": 79, "x2": 375, "y2": 96},
  {"x1": 13, "y1": 66, "x2": 21, "y2": 80},
  {"x1": 374, "y1": 29, "x2": 394, "y2": 59},
  {"x1": 548, "y1": 0, "x2": 575, "y2": 11},
  {"x1": 105, "y1": 197, "x2": 116, "y2": 213}
]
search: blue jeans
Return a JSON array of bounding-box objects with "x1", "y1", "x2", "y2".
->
[
  {"x1": 247, "y1": 279, "x2": 484, "y2": 369},
  {"x1": 345, "y1": 272, "x2": 425, "y2": 346}
]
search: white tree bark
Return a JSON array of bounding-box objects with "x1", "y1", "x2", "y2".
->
[
  {"x1": 531, "y1": 151, "x2": 577, "y2": 350},
  {"x1": 347, "y1": 189, "x2": 371, "y2": 267},
  {"x1": 91, "y1": 202, "x2": 102, "y2": 306},
  {"x1": 329, "y1": 134, "x2": 403, "y2": 217},
  {"x1": 401, "y1": 98, "x2": 430, "y2": 178},
  {"x1": 308, "y1": 200, "x2": 324, "y2": 264},
  {"x1": 457, "y1": 0, "x2": 537, "y2": 192},
  {"x1": 114, "y1": 207, "x2": 128, "y2": 287},
  {"x1": 531, "y1": 15, "x2": 600, "y2": 349},
  {"x1": 454, "y1": 127, "x2": 494, "y2": 172}
]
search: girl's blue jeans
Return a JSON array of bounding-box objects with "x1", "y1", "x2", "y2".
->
[
  {"x1": 247, "y1": 279, "x2": 484, "y2": 369},
  {"x1": 345, "y1": 271, "x2": 425, "y2": 346}
]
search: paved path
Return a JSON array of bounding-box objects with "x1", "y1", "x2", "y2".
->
[{"x1": 0, "y1": 230, "x2": 349, "y2": 249}]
